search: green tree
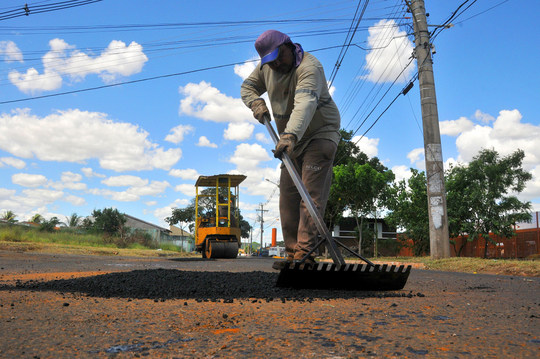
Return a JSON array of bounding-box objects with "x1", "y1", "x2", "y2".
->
[
  {"x1": 166, "y1": 206, "x2": 195, "y2": 233},
  {"x1": 446, "y1": 149, "x2": 532, "y2": 258},
  {"x1": 66, "y1": 213, "x2": 82, "y2": 228},
  {"x1": 39, "y1": 217, "x2": 61, "y2": 232},
  {"x1": 91, "y1": 208, "x2": 126, "y2": 236},
  {"x1": 325, "y1": 129, "x2": 389, "y2": 230},
  {"x1": 1, "y1": 210, "x2": 18, "y2": 223},
  {"x1": 30, "y1": 213, "x2": 43, "y2": 224},
  {"x1": 385, "y1": 169, "x2": 430, "y2": 256},
  {"x1": 332, "y1": 162, "x2": 394, "y2": 255}
]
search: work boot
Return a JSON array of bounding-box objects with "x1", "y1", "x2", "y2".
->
[
  {"x1": 293, "y1": 252, "x2": 316, "y2": 266},
  {"x1": 272, "y1": 253, "x2": 294, "y2": 270}
]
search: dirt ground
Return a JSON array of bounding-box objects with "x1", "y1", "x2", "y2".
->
[{"x1": 0, "y1": 251, "x2": 538, "y2": 358}]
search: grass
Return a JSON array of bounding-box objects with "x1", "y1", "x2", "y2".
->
[
  {"x1": 373, "y1": 256, "x2": 540, "y2": 277},
  {"x1": 0, "y1": 225, "x2": 195, "y2": 258}
]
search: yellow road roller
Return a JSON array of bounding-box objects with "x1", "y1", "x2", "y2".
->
[{"x1": 194, "y1": 174, "x2": 246, "y2": 259}]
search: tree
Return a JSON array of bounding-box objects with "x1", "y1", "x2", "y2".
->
[
  {"x1": 40, "y1": 217, "x2": 61, "y2": 232},
  {"x1": 385, "y1": 169, "x2": 430, "y2": 256},
  {"x1": 325, "y1": 129, "x2": 389, "y2": 230},
  {"x1": 446, "y1": 149, "x2": 532, "y2": 258},
  {"x1": 332, "y1": 162, "x2": 394, "y2": 255},
  {"x1": 1, "y1": 210, "x2": 18, "y2": 223},
  {"x1": 91, "y1": 208, "x2": 126, "y2": 236},
  {"x1": 166, "y1": 206, "x2": 195, "y2": 233},
  {"x1": 30, "y1": 214, "x2": 43, "y2": 224},
  {"x1": 66, "y1": 213, "x2": 82, "y2": 228}
]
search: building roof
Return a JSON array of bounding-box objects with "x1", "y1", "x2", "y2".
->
[
  {"x1": 195, "y1": 174, "x2": 246, "y2": 187},
  {"x1": 124, "y1": 214, "x2": 170, "y2": 233}
]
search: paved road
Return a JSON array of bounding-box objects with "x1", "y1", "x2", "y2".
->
[{"x1": 0, "y1": 250, "x2": 538, "y2": 358}]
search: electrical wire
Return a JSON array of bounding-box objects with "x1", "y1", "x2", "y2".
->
[{"x1": 0, "y1": 0, "x2": 102, "y2": 21}]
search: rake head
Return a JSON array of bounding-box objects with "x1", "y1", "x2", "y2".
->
[{"x1": 273, "y1": 261, "x2": 412, "y2": 291}]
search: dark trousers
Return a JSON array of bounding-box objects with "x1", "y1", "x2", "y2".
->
[{"x1": 279, "y1": 138, "x2": 337, "y2": 257}]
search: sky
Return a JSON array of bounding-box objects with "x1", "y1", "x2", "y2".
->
[{"x1": 0, "y1": 0, "x2": 538, "y2": 246}]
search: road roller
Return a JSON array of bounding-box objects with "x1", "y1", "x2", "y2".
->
[{"x1": 194, "y1": 174, "x2": 246, "y2": 259}]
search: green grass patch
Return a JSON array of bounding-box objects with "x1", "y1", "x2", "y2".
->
[
  {"x1": 374, "y1": 256, "x2": 540, "y2": 277},
  {"x1": 0, "y1": 224, "x2": 187, "y2": 257}
]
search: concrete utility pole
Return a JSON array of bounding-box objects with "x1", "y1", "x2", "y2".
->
[
  {"x1": 256, "y1": 204, "x2": 268, "y2": 249},
  {"x1": 408, "y1": 0, "x2": 450, "y2": 258}
]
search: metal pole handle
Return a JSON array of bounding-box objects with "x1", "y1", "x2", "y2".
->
[{"x1": 263, "y1": 114, "x2": 346, "y2": 266}]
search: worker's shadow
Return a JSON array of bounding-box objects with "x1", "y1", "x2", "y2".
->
[{"x1": 0, "y1": 269, "x2": 403, "y2": 300}]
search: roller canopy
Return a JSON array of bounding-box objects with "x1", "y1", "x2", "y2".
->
[{"x1": 195, "y1": 174, "x2": 246, "y2": 187}]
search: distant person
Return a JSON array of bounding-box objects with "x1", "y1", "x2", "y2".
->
[{"x1": 241, "y1": 30, "x2": 341, "y2": 264}]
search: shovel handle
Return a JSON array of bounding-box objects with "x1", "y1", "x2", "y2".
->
[{"x1": 262, "y1": 114, "x2": 346, "y2": 266}]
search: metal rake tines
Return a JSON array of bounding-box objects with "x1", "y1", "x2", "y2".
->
[{"x1": 275, "y1": 262, "x2": 412, "y2": 291}]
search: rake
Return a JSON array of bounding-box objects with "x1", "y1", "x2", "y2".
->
[{"x1": 263, "y1": 114, "x2": 411, "y2": 291}]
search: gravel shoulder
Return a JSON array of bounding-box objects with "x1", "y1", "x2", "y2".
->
[{"x1": 0, "y1": 250, "x2": 538, "y2": 358}]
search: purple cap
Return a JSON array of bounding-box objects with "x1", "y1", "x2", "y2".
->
[{"x1": 255, "y1": 30, "x2": 291, "y2": 68}]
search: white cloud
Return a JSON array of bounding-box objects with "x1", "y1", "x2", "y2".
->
[
  {"x1": 65, "y1": 195, "x2": 86, "y2": 206},
  {"x1": 127, "y1": 180, "x2": 170, "y2": 197},
  {"x1": 87, "y1": 188, "x2": 135, "y2": 202},
  {"x1": 174, "y1": 184, "x2": 194, "y2": 196},
  {"x1": 0, "y1": 108, "x2": 181, "y2": 172},
  {"x1": 407, "y1": 147, "x2": 424, "y2": 165},
  {"x1": 255, "y1": 132, "x2": 271, "y2": 144},
  {"x1": 179, "y1": 81, "x2": 253, "y2": 123},
  {"x1": 474, "y1": 109, "x2": 495, "y2": 123},
  {"x1": 9, "y1": 38, "x2": 148, "y2": 94},
  {"x1": 145, "y1": 201, "x2": 157, "y2": 206},
  {"x1": 440, "y1": 116, "x2": 475, "y2": 136},
  {"x1": 12, "y1": 173, "x2": 48, "y2": 188},
  {"x1": 61, "y1": 171, "x2": 82, "y2": 183},
  {"x1": 229, "y1": 143, "x2": 272, "y2": 172},
  {"x1": 0, "y1": 157, "x2": 26, "y2": 169},
  {"x1": 102, "y1": 175, "x2": 148, "y2": 187},
  {"x1": 0, "y1": 41, "x2": 23, "y2": 62},
  {"x1": 351, "y1": 135, "x2": 379, "y2": 158},
  {"x1": 81, "y1": 167, "x2": 106, "y2": 178},
  {"x1": 169, "y1": 168, "x2": 200, "y2": 180},
  {"x1": 197, "y1": 136, "x2": 218, "y2": 148},
  {"x1": 224, "y1": 122, "x2": 254, "y2": 141},
  {"x1": 364, "y1": 19, "x2": 415, "y2": 83},
  {"x1": 391, "y1": 165, "x2": 412, "y2": 183},
  {"x1": 0, "y1": 188, "x2": 16, "y2": 199},
  {"x1": 234, "y1": 59, "x2": 257, "y2": 80},
  {"x1": 450, "y1": 109, "x2": 540, "y2": 206},
  {"x1": 454, "y1": 109, "x2": 540, "y2": 169},
  {"x1": 165, "y1": 124, "x2": 194, "y2": 144}
]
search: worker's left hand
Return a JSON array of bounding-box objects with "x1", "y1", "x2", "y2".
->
[{"x1": 273, "y1": 133, "x2": 297, "y2": 159}]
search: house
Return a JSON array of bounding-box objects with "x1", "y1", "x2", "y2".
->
[
  {"x1": 124, "y1": 214, "x2": 172, "y2": 242},
  {"x1": 168, "y1": 225, "x2": 195, "y2": 252}
]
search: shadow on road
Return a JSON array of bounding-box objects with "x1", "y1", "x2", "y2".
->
[{"x1": 0, "y1": 269, "x2": 417, "y2": 301}]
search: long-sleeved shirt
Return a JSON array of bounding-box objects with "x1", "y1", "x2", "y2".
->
[{"x1": 241, "y1": 51, "x2": 341, "y2": 158}]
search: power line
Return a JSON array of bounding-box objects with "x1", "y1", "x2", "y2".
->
[
  {"x1": 0, "y1": 0, "x2": 102, "y2": 21},
  {"x1": 0, "y1": 60, "x2": 253, "y2": 105},
  {"x1": 328, "y1": 0, "x2": 370, "y2": 87}
]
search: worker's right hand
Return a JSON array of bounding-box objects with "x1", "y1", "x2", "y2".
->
[{"x1": 250, "y1": 98, "x2": 269, "y2": 124}]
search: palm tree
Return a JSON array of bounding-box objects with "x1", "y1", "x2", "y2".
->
[
  {"x1": 1, "y1": 210, "x2": 18, "y2": 223},
  {"x1": 66, "y1": 213, "x2": 81, "y2": 227},
  {"x1": 30, "y1": 213, "x2": 43, "y2": 224}
]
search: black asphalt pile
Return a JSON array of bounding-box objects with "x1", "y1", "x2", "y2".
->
[{"x1": 2, "y1": 268, "x2": 421, "y2": 301}]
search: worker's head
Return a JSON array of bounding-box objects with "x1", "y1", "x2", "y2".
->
[{"x1": 255, "y1": 30, "x2": 296, "y2": 73}]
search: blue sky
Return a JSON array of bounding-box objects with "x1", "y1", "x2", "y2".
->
[{"x1": 0, "y1": 0, "x2": 538, "y2": 245}]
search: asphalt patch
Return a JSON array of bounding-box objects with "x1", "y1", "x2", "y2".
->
[{"x1": 1, "y1": 268, "x2": 422, "y2": 301}]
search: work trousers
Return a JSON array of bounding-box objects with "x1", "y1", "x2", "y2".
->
[{"x1": 279, "y1": 138, "x2": 337, "y2": 258}]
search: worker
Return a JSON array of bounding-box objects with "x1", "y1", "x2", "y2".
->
[{"x1": 241, "y1": 30, "x2": 341, "y2": 264}]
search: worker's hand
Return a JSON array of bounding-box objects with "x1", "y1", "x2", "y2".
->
[
  {"x1": 273, "y1": 133, "x2": 297, "y2": 159},
  {"x1": 250, "y1": 98, "x2": 269, "y2": 124}
]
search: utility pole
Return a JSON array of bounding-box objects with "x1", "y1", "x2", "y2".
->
[
  {"x1": 408, "y1": 0, "x2": 450, "y2": 258},
  {"x1": 256, "y1": 203, "x2": 268, "y2": 249}
]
